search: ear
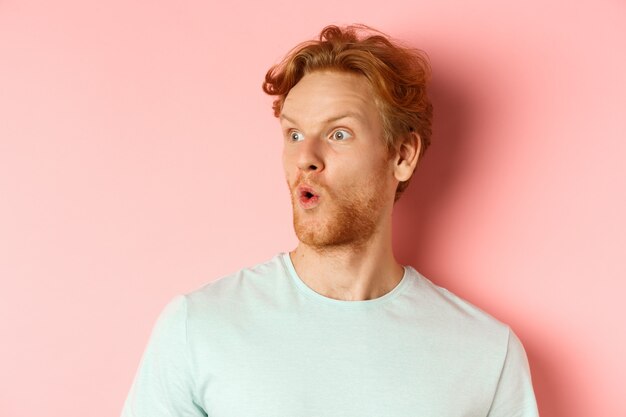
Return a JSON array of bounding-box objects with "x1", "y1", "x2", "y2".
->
[{"x1": 393, "y1": 131, "x2": 422, "y2": 182}]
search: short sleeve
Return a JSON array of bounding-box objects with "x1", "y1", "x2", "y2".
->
[
  {"x1": 121, "y1": 295, "x2": 207, "y2": 417},
  {"x1": 487, "y1": 328, "x2": 540, "y2": 417}
]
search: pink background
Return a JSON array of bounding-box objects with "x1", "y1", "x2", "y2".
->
[{"x1": 1, "y1": 0, "x2": 624, "y2": 416}]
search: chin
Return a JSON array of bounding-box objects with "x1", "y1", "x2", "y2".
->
[
  {"x1": 290, "y1": 185, "x2": 385, "y2": 249},
  {"x1": 293, "y1": 214, "x2": 369, "y2": 249}
]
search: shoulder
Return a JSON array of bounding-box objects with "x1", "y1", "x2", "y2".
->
[
  {"x1": 404, "y1": 267, "x2": 512, "y2": 350},
  {"x1": 182, "y1": 253, "x2": 287, "y2": 318}
]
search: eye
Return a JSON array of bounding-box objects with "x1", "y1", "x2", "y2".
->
[
  {"x1": 289, "y1": 131, "x2": 304, "y2": 142},
  {"x1": 331, "y1": 129, "x2": 352, "y2": 141}
]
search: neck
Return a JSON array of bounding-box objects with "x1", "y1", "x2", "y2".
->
[{"x1": 289, "y1": 219, "x2": 404, "y2": 301}]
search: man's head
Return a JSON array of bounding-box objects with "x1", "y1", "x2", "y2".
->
[
  {"x1": 262, "y1": 24, "x2": 432, "y2": 251},
  {"x1": 263, "y1": 24, "x2": 433, "y2": 202}
]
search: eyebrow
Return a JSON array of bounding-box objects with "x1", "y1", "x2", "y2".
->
[{"x1": 279, "y1": 112, "x2": 365, "y2": 126}]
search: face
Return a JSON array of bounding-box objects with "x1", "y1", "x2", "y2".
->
[{"x1": 280, "y1": 70, "x2": 397, "y2": 250}]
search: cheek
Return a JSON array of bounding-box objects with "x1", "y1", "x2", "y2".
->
[
  {"x1": 329, "y1": 163, "x2": 363, "y2": 192},
  {"x1": 351, "y1": 158, "x2": 393, "y2": 189},
  {"x1": 282, "y1": 154, "x2": 297, "y2": 186},
  {"x1": 282, "y1": 145, "x2": 298, "y2": 166},
  {"x1": 281, "y1": 149, "x2": 291, "y2": 170}
]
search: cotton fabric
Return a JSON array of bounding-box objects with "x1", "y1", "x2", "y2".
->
[{"x1": 121, "y1": 253, "x2": 538, "y2": 417}]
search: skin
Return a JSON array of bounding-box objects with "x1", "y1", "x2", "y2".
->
[{"x1": 280, "y1": 70, "x2": 421, "y2": 301}]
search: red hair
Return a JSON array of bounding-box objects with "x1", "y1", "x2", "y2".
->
[{"x1": 262, "y1": 24, "x2": 433, "y2": 200}]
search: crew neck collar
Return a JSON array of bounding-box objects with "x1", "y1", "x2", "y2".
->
[{"x1": 279, "y1": 252, "x2": 411, "y2": 308}]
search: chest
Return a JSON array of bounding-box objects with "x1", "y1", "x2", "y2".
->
[{"x1": 190, "y1": 314, "x2": 498, "y2": 417}]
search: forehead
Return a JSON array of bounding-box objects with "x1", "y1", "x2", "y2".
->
[{"x1": 280, "y1": 71, "x2": 379, "y2": 125}]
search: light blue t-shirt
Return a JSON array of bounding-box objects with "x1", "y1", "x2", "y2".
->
[{"x1": 121, "y1": 253, "x2": 539, "y2": 417}]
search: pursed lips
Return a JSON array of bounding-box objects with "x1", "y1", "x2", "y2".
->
[{"x1": 296, "y1": 184, "x2": 321, "y2": 209}]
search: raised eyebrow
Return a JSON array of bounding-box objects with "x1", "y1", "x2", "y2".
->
[
  {"x1": 279, "y1": 114, "x2": 297, "y2": 125},
  {"x1": 279, "y1": 112, "x2": 364, "y2": 125}
]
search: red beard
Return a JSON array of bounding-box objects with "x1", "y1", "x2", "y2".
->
[{"x1": 288, "y1": 170, "x2": 389, "y2": 251}]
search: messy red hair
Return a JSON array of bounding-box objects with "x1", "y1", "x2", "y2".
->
[{"x1": 262, "y1": 24, "x2": 433, "y2": 201}]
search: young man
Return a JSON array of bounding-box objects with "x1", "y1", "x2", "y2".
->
[{"x1": 121, "y1": 25, "x2": 539, "y2": 417}]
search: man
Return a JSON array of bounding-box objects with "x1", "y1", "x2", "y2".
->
[{"x1": 121, "y1": 24, "x2": 539, "y2": 417}]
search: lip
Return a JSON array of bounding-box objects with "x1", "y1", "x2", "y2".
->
[{"x1": 296, "y1": 184, "x2": 320, "y2": 210}]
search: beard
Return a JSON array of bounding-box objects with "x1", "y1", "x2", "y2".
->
[{"x1": 288, "y1": 171, "x2": 389, "y2": 252}]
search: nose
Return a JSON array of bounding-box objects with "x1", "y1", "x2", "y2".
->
[{"x1": 295, "y1": 136, "x2": 325, "y2": 173}]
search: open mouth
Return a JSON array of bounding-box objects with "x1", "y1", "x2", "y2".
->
[{"x1": 297, "y1": 185, "x2": 320, "y2": 208}]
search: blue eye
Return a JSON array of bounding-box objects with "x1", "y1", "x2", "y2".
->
[
  {"x1": 332, "y1": 129, "x2": 352, "y2": 141},
  {"x1": 289, "y1": 131, "x2": 304, "y2": 142}
]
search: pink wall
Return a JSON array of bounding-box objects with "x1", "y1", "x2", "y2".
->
[{"x1": 1, "y1": 1, "x2": 624, "y2": 416}]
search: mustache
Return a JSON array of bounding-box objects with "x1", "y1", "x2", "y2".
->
[{"x1": 289, "y1": 176, "x2": 327, "y2": 192}]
